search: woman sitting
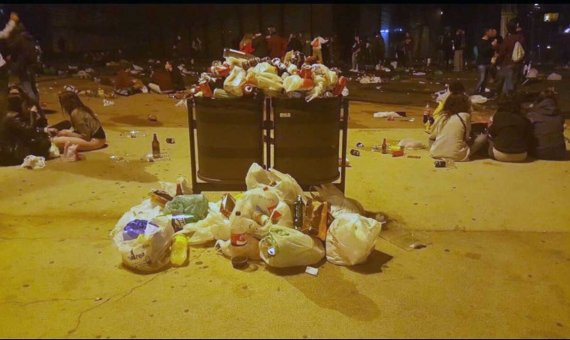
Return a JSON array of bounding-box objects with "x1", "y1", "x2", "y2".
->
[
  {"x1": 429, "y1": 93, "x2": 487, "y2": 161},
  {"x1": 49, "y1": 91, "x2": 106, "y2": 152},
  {"x1": 487, "y1": 94, "x2": 532, "y2": 162},
  {"x1": 113, "y1": 68, "x2": 145, "y2": 96},
  {"x1": 526, "y1": 87, "x2": 567, "y2": 160},
  {"x1": 147, "y1": 60, "x2": 185, "y2": 94}
]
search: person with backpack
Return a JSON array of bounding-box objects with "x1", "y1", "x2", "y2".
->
[
  {"x1": 495, "y1": 19, "x2": 525, "y2": 96},
  {"x1": 526, "y1": 88, "x2": 567, "y2": 160}
]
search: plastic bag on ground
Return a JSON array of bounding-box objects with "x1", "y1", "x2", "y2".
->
[
  {"x1": 313, "y1": 183, "x2": 365, "y2": 217},
  {"x1": 326, "y1": 212, "x2": 382, "y2": 266},
  {"x1": 470, "y1": 95, "x2": 488, "y2": 104},
  {"x1": 259, "y1": 225, "x2": 325, "y2": 268},
  {"x1": 215, "y1": 235, "x2": 261, "y2": 261},
  {"x1": 20, "y1": 155, "x2": 46, "y2": 169},
  {"x1": 547, "y1": 73, "x2": 562, "y2": 81},
  {"x1": 112, "y1": 219, "x2": 174, "y2": 273},
  {"x1": 526, "y1": 68, "x2": 538, "y2": 78},
  {"x1": 373, "y1": 111, "x2": 401, "y2": 119},
  {"x1": 114, "y1": 199, "x2": 163, "y2": 233},
  {"x1": 398, "y1": 138, "x2": 427, "y2": 150},
  {"x1": 245, "y1": 163, "x2": 303, "y2": 205},
  {"x1": 163, "y1": 194, "x2": 209, "y2": 222}
]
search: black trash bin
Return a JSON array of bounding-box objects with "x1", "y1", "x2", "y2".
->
[
  {"x1": 271, "y1": 97, "x2": 348, "y2": 190},
  {"x1": 189, "y1": 96, "x2": 265, "y2": 191}
]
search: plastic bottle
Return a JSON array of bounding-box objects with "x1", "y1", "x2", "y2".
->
[
  {"x1": 230, "y1": 211, "x2": 249, "y2": 247},
  {"x1": 223, "y1": 48, "x2": 255, "y2": 61},
  {"x1": 170, "y1": 234, "x2": 189, "y2": 267},
  {"x1": 152, "y1": 133, "x2": 160, "y2": 158}
]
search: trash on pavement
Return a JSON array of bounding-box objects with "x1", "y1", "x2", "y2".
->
[
  {"x1": 20, "y1": 155, "x2": 46, "y2": 169},
  {"x1": 547, "y1": 73, "x2": 562, "y2": 81}
]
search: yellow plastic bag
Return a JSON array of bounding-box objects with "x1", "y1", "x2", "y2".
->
[
  {"x1": 223, "y1": 66, "x2": 246, "y2": 96},
  {"x1": 283, "y1": 74, "x2": 303, "y2": 93}
]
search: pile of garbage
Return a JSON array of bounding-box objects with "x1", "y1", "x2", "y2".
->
[
  {"x1": 111, "y1": 163, "x2": 383, "y2": 273},
  {"x1": 185, "y1": 49, "x2": 348, "y2": 102}
]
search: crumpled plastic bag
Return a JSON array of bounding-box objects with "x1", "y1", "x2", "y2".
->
[
  {"x1": 250, "y1": 62, "x2": 277, "y2": 75},
  {"x1": 20, "y1": 155, "x2": 46, "y2": 169},
  {"x1": 215, "y1": 235, "x2": 261, "y2": 261},
  {"x1": 223, "y1": 66, "x2": 246, "y2": 96},
  {"x1": 259, "y1": 225, "x2": 325, "y2": 268},
  {"x1": 254, "y1": 73, "x2": 283, "y2": 94},
  {"x1": 114, "y1": 199, "x2": 163, "y2": 231},
  {"x1": 163, "y1": 194, "x2": 209, "y2": 222},
  {"x1": 547, "y1": 73, "x2": 562, "y2": 81},
  {"x1": 245, "y1": 163, "x2": 303, "y2": 205},
  {"x1": 326, "y1": 212, "x2": 382, "y2": 266},
  {"x1": 48, "y1": 143, "x2": 60, "y2": 159},
  {"x1": 526, "y1": 68, "x2": 538, "y2": 78},
  {"x1": 359, "y1": 76, "x2": 382, "y2": 84},
  {"x1": 305, "y1": 75, "x2": 326, "y2": 102},
  {"x1": 373, "y1": 111, "x2": 401, "y2": 119},
  {"x1": 398, "y1": 138, "x2": 426, "y2": 150},
  {"x1": 470, "y1": 95, "x2": 488, "y2": 104},
  {"x1": 313, "y1": 183, "x2": 365, "y2": 218},
  {"x1": 112, "y1": 218, "x2": 173, "y2": 273}
]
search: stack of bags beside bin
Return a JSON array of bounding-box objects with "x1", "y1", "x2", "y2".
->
[
  {"x1": 186, "y1": 49, "x2": 348, "y2": 102},
  {"x1": 111, "y1": 163, "x2": 383, "y2": 273}
]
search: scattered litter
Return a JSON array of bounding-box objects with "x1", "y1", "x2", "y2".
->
[
  {"x1": 175, "y1": 99, "x2": 187, "y2": 108},
  {"x1": 373, "y1": 111, "x2": 401, "y2": 119},
  {"x1": 526, "y1": 68, "x2": 538, "y2": 79},
  {"x1": 305, "y1": 266, "x2": 319, "y2": 276},
  {"x1": 339, "y1": 157, "x2": 351, "y2": 167},
  {"x1": 547, "y1": 73, "x2": 562, "y2": 81},
  {"x1": 166, "y1": 138, "x2": 175, "y2": 144},
  {"x1": 379, "y1": 222, "x2": 431, "y2": 252},
  {"x1": 350, "y1": 149, "x2": 360, "y2": 157},
  {"x1": 410, "y1": 242, "x2": 427, "y2": 250},
  {"x1": 132, "y1": 64, "x2": 143, "y2": 71},
  {"x1": 356, "y1": 142, "x2": 364, "y2": 149},
  {"x1": 61, "y1": 143, "x2": 83, "y2": 162},
  {"x1": 359, "y1": 76, "x2": 382, "y2": 84},
  {"x1": 413, "y1": 72, "x2": 426, "y2": 76},
  {"x1": 144, "y1": 153, "x2": 155, "y2": 162},
  {"x1": 398, "y1": 138, "x2": 426, "y2": 150},
  {"x1": 407, "y1": 155, "x2": 421, "y2": 159},
  {"x1": 109, "y1": 155, "x2": 124, "y2": 162},
  {"x1": 390, "y1": 61, "x2": 398, "y2": 69},
  {"x1": 147, "y1": 114, "x2": 158, "y2": 122},
  {"x1": 141, "y1": 86, "x2": 149, "y2": 94},
  {"x1": 103, "y1": 99, "x2": 115, "y2": 107},
  {"x1": 20, "y1": 155, "x2": 46, "y2": 170},
  {"x1": 63, "y1": 85, "x2": 78, "y2": 93}
]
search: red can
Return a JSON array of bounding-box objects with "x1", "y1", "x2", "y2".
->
[
  {"x1": 199, "y1": 81, "x2": 213, "y2": 98},
  {"x1": 230, "y1": 233, "x2": 247, "y2": 247}
]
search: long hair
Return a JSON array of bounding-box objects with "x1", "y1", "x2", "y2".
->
[
  {"x1": 443, "y1": 94, "x2": 471, "y2": 116},
  {"x1": 240, "y1": 33, "x2": 253, "y2": 49},
  {"x1": 58, "y1": 91, "x2": 96, "y2": 118}
]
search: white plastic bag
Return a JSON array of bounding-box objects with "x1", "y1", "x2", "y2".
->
[
  {"x1": 259, "y1": 225, "x2": 325, "y2": 268},
  {"x1": 313, "y1": 183, "x2": 364, "y2": 218},
  {"x1": 398, "y1": 138, "x2": 426, "y2": 150},
  {"x1": 470, "y1": 95, "x2": 488, "y2": 104},
  {"x1": 373, "y1": 111, "x2": 401, "y2": 119},
  {"x1": 547, "y1": 73, "x2": 562, "y2": 81},
  {"x1": 215, "y1": 235, "x2": 261, "y2": 260},
  {"x1": 114, "y1": 199, "x2": 163, "y2": 231},
  {"x1": 112, "y1": 219, "x2": 174, "y2": 272},
  {"x1": 223, "y1": 66, "x2": 246, "y2": 96},
  {"x1": 326, "y1": 212, "x2": 382, "y2": 266},
  {"x1": 20, "y1": 155, "x2": 46, "y2": 169},
  {"x1": 245, "y1": 163, "x2": 303, "y2": 205}
]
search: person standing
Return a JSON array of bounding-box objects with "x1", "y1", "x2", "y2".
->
[
  {"x1": 0, "y1": 11, "x2": 19, "y2": 119},
  {"x1": 266, "y1": 27, "x2": 285, "y2": 59},
  {"x1": 442, "y1": 28, "x2": 453, "y2": 70},
  {"x1": 473, "y1": 28, "x2": 495, "y2": 94},
  {"x1": 351, "y1": 35, "x2": 362, "y2": 72},
  {"x1": 252, "y1": 32, "x2": 268, "y2": 58},
  {"x1": 495, "y1": 20, "x2": 525, "y2": 96},
  {"x1": 190, "y1": 36, "x2": 202, "y2": 65},
  {"x1": 286, "y1": 33, "x2": 303, "y2": 52},
  {"x1": 372, "y1": 32, "x2": 385, "y2": 67},
  {"x1": 310, "y1": 34, "x2": 328, "y2": 64},
  {"x1": 453, "y1": 29, "x2": 466, "y2": 72}
]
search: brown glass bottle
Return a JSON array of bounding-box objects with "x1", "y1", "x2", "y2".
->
[{"x1": 152, "y1": 133, "x2": 160, "y2": 158}]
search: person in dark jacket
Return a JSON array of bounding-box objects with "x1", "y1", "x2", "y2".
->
[
  {"x1": 252, "y1": 32, "x2": 268, "y2": 58},
  {"x1": 473, "y1": 28, "x2": 495, "y2": 94},
  {"x1": 496, "y1": 20, "x2": 525, "y2": 96},
  {"x1": 487, "y1": 94, "x2": 532, "y2": 162},
  {"x1": 286, "y1": 33, "x2": 303, "y2": 52},
  {"x1": 0, "y1": 86, "x2": 50, "y2": 166},
  {"x1": 526, "y1": 88, "x2": 567, "y2": 160}
]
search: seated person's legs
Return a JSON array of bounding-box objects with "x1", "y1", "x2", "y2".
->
[{"x1": 52, "y1": 136, "x2": 106, "y2": 152}]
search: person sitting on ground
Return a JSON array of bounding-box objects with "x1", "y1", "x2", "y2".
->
[
  {"x1": 148, "y1": 60, "x2": 185, "y2": 94},
  {"x1": 526, "y1": 87, "x2": 567, "y2": 160},
  {"x1": 487, "y1": 94, "x2": 532, "y2": 162},
  {"x1": 114, "y1": 67, "x2": 145, "y2": 96},
  {"x1": 429, "y1": 93, "x2": 487, "y2": 161},
  {"x1": 0, "y1": 86, "x2": 50, "y2": 166},
  {"x1": 49, "y1": 91, "x2": 106, "y2": 152},
  {"x1": 426, "y1": 80, "x2": 466, "y2": 133}
]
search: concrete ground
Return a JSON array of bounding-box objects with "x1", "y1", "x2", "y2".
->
[{"x1": 0, "y1": 76, "x2": 569, "y2": 338}]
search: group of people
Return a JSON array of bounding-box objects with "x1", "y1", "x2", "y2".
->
[
  {"x1": 350, "y1": 33, "x2": 386, "y2": 72},
  {"x1": 474, "y1": 19, "x2": 526, "y2": 97},
  {"x1": 0, "y1": 12, "x2": 107, "y2": 166},
  {"x1": 428, "y1": 81, "x2": 567, "y2": 163}
]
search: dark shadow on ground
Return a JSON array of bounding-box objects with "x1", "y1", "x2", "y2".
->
[{"x1": 348, "y1": 250, "x2": 393, "y2": 275}]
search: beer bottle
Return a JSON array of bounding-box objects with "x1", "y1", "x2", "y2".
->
[
  {"x1": 381, "y1": 138, "x2": 388, "y2": 154},
  {"x1": 152, "y1": 133, "x2": 160, "y2": 158},
  {"x1": 293, "y1": 195, "x2": 305, "y2": 231}
]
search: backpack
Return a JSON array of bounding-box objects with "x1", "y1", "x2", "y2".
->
[{"x1": 512, "y1": 41, "x2": 525, "y2": 63}]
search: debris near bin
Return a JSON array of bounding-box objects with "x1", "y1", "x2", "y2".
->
[{"x1": 111, "y1": 163, "x2": 386, "y2": 273}]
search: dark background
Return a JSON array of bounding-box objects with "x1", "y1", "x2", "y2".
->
[{"x1": 3, "y1": 3, "x2": 569, "y2": 64}]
